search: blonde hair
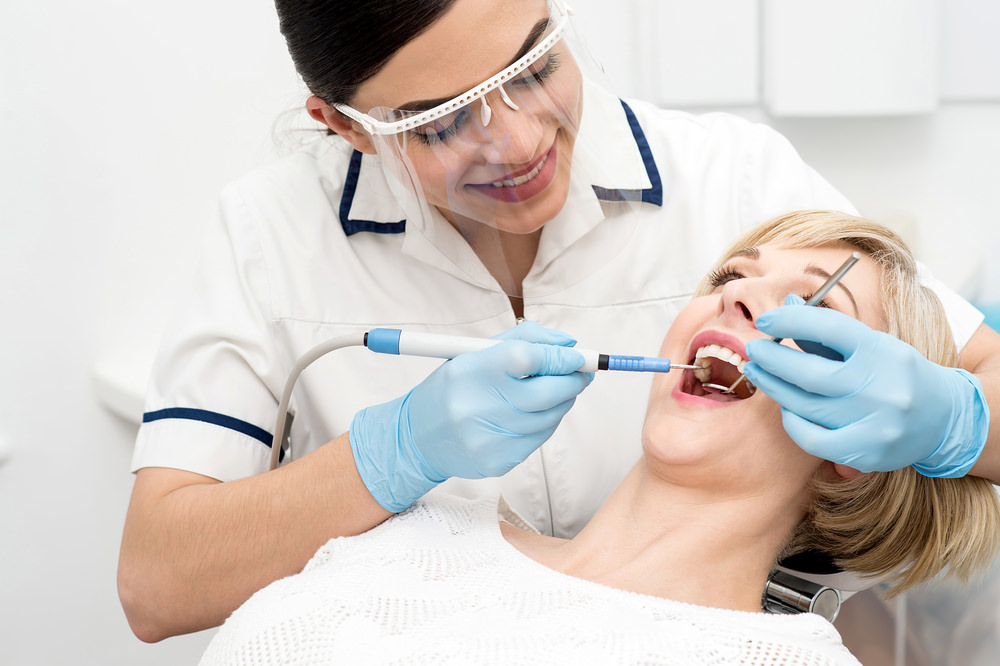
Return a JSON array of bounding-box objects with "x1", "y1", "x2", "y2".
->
[{"x1": 696, "y1": 210, "x2": 1000, "y2": 596}]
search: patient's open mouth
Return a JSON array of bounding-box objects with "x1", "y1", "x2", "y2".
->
[{"x1": 680, "y1": 344, "x2": 757, "y2": 401}]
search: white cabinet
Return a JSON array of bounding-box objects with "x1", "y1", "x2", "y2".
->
[
  {"x1": 762, "y1": 0, "x2": 939, "y2": 116},
  {"x1": 941, "y1": 0, "x2": 1000, "y2": 101},
  {"x1": 569, "y1": 0, "x2": 1000, "y2": 113},
  {"x1": 569, "y1": 0, "x2": 759, "y2": 106}
]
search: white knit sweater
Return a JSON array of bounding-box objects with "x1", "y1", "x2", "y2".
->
[{"x1": 200, "y1": 495, "x2": 861, "y2": 666}]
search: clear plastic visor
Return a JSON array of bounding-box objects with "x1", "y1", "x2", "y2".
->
[{"x1": 334, "y1": 0, "x2": 641, "y2": 300}]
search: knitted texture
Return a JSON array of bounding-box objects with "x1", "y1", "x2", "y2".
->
[{"x1": 200, "y1": 495, "x2": 860, "y2": 666}]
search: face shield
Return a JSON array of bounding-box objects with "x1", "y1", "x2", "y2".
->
[{"x1": 335, "y1": 0, "x2": 642, "y2": 298}]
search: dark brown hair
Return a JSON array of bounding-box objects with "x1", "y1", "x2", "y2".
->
[{"x1": 274, "y1": 0, "x2": 458, "y2": 104}]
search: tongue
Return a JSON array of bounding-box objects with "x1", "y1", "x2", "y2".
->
[
  {"x1": 699, "y1": 384, "x2": 743, "y2": 402},
  {"x1": 684, "y1": 374, "x2": 743, "y2": 402}
]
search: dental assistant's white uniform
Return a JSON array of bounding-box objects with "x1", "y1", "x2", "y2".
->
[{"x1": 133, "y1": 81, "x2": 983, "y2": 538}]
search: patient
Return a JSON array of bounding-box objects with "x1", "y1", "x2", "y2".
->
[{"x1": 200, "y1": 210, "x2": 1000, "y2": 665}]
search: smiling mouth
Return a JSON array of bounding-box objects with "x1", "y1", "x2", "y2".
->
[
  {"x1": 464, "y1": 140, "x2": 559, "y2": 204},
  {"x1": 680, "y1": 344, "x2": 757, "y2": 401},
  {"x1": 488, "y1": 152, "x2": 549, "y2": 188}
]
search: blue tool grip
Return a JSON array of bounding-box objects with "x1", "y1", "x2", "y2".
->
[
  {"x1": 606, "y1": 355, "x2": 673, "y2": 373},
  {"x1": 366, "y1": 328, "x2": 402, "y2": 355}
]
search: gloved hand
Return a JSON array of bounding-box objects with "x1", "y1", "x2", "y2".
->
[
  {"x1": 743, "y1": 295, "x2": 988, "y2": 477},
  {"x1": 350, "y1": 321, "x2": 594, "y2": 512}
]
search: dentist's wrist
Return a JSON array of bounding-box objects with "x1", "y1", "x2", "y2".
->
[
  {"x1": 911, "y1": 369, "x2": 989, "y2": 478},
  {"x1": 349, "y1": 394, "x2": 443, "y2": 513}
]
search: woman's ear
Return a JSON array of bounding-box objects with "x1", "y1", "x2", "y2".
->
[
  {"x1": 306, "y1": 95, "x2": 377, "y2": 155},
  {"x1": 832, "y1": 463, "x2": 864, "y2": 480},
  {"x1": 818, "y1": 460, "x2": 864, "y2": 481}
]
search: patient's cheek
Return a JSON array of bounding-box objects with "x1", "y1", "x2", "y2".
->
[
  {"x1": 648, "y1": 373, "x2": 674, "y2": 402},
  {"x1": 660, "y1": 297, "x2": 715, "y2": 355}
]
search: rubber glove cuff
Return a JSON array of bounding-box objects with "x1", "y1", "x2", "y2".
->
[
  {"x1": 350, "y1": 392, "x2": 444, "y2": 513},
  {"x1": 911, "y1": 368, "x2": 989, "y2": 478}
]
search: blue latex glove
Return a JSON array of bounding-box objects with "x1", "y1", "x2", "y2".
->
[
  {"x1": 743, "y1": 295, "x2": 989, "y2": 477},
  {"x1": 350, "y1": 322, "x2": 594, "y2": 512}
]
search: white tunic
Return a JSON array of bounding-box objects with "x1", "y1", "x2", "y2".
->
[
  {"x1": 132, "y1": 81, "x2": 983, "y2": 537},
  {"x1": 199, "y1": 495, "x2": 862, "y2": 666}
]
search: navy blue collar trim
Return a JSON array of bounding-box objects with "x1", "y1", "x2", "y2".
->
[
  {"x1": 591, "y1": 100, "x2": 663, "y2": 206},
  {"x1": 338, "y1": 99, "x2": 662, "y2": 236},
  {"x1": 339, "y1": 150, "x2": 407, "y2": 237}
]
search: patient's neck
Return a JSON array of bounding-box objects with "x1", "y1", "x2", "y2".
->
[{"x1": 506, "y1": 462, "x2": 805, "y2": 613}]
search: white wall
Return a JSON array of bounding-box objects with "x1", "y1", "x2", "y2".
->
[
  {"x1": 571, "y1": 0, "x2": 1000, "y2": 295},
  {"x1": 1, "y1": 1, "x2": 306, "y2": 662},
  {"x1": 3, "y1": 1, "x2": 999, "y2": 664}
]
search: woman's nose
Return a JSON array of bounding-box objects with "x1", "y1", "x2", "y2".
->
[
  {"x1": 473, "y1": 96, "x2": 544, "y2": 165},
  {"x1": 719, "y1": 278, "x2": 770, "y2": 328}
]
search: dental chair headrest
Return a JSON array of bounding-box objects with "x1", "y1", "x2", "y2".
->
[
  {"x1": 765, "y1": 550, "x2": 885, "y2": 622},
  {"x1": 778, "y1": 549, "x2": 883, "y2": 594}
]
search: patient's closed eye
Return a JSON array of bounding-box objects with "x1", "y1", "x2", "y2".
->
[
  {"x1": 801, "y1": 293, "x2": 832, "y2": 309},
  {"x1": 708, "y1": 266, "x2": 743, "y2": 288}
]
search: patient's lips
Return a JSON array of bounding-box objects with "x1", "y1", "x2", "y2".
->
[{"x1": 678, "y1": 334, "x2": 757, "y2": 403}]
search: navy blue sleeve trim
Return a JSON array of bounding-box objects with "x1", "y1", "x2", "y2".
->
[
  {"x1": 618, "y1": 99, "x2": 663, "y2": 207},
  {"x1": 338, "y1": 150, "x2": 407, "y2": 236},
  {"x1": 143, "y1": 408, "x2": 276, "y2": 451}
]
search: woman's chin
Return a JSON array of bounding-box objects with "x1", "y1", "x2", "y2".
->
[
  {"x1": 642, "y1": 398, "x2": 776, "y2": 463},
  {"x1": 457, "y1": 186, "x2": 569, "y2": 235},
  {"x1": 640, "y1": 420, "x2": 729, "y2": 468},
  {"x1": 641, "y1": 404, "x2": 821, "y2": 497}
]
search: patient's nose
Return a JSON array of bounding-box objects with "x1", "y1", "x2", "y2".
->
[{"x1": 719, "y1": 279, "x2": 764, "y2": 328}]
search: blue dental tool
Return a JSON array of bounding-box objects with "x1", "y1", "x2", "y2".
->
[
  {"x1": 269, "y1": 327, "x2": 699, "y2": 471},
  {"x1": 364, "y1": 328, "x2": 699, "y2": 373}
]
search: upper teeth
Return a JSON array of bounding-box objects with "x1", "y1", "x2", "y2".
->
[
  {"x1": 490, "y1": 155, "x2": 547, "y2": 187},
  {"x1": 693, "y1": 344, "x2": 747, "y2": 383}
]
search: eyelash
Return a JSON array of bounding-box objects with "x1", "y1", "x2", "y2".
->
[
  {"x1": 803, "y1": 295, "x2": 833, "y2": 309},
  {"x1": 408, "y1": 53, "x2": 562, "y2": 146},
  {"x1": 707, "y1": 266, "x2": 744, "y2": 288},
  {"x1": 707, "y1": 264, "x2": 832, "y2": 308},
  {"x1": 409, "y1": 110, "x2": 472, "y2": 146},
  {"x1": 515, "y1": 52, "x2": 561, "y2": 87}
]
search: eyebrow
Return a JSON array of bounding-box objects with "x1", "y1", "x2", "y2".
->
[
  {"x1": 731, "y1": 248, "x2": 760, "y2": 260},
  {"x1": 397, "y1": 18, "x2": 550, "y2": 112},
  {"x1": 727, "y1": 247, "x2": 859, "y2": 314},
  {"x1": 804, "y1": 264, "x2": 858, "y2": 313}
]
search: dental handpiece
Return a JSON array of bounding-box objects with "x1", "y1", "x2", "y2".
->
[
  {"x1": 724, "y1": 251, "x2": 862, "y2": 393},
  {"x1": 268, "y1": 327, "x2": 697, "y2": 470},
  {"x1": 364, "y1": 328, "x2": 699, "y2": 373}
]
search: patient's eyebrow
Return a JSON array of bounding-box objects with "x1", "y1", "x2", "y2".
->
[
  {"x1": 730, "y1": 247, "x2": 760, "y2": 260},
  {"x1": 398, "y1": 18, "x2": 551, "y2": 113},
  {"x1": 805, "y1": 264, "x2": 858, "y2": 313}
]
